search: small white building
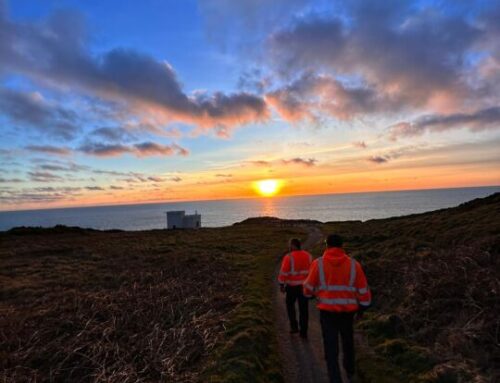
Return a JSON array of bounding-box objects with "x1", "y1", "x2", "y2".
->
[{"x1": 166, "y1": 210, "x2": 201, "y2": 229}]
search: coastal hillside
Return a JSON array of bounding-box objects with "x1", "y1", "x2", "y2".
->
[
  {"x1": 1, "y1": 193, "x2": 498, "y2": 382},
  {"x1": 325, "y1": 192, "x2": 500, "y2": 383},
  {"x1": 0, "y1": 223, "x2": 305, "y2": 382}
]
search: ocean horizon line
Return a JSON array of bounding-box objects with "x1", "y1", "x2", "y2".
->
[{"x1": 1, "y1": 184, "x2": 498, "y2": 214}]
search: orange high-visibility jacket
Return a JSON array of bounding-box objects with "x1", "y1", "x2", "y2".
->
[
  {"x1": 278, "y1": 250, "x2": 313, "y2": 286},
  {"x1": 303, "y1": 247, "x2": 371, "y2": 312}
]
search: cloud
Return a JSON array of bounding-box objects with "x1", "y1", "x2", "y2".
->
[
  {"x1": 28, "y1": 171, "x2": 64, "y2": 182},
  {"x1": 248, "y1": 157, "x2": 318, "y2": 168},
  {"x1": 250, "y1": 160, "x2": 271, "y2": 167},
  {"x1": 389, "y1": 107, "x2": 500, "y2": 140},
  {"x1": 37, "y1": 162, "x2": 89, "y2": 172},
  {"x1": 90, "y1": 127, "x2": 136, "y2": 142},
  {"x1": 281, "y1": 157, "x2": 317, "y2": 167},
  {"x1": 38, "y1": 164, "x2": 70, "y2": 171},
  {"x1": 92, "y1": 169, "x2": 129, "y2": 176},
  {"x1": 0, "y1": 88, "x2": 79, "y2": 140},
  {"x1": 0, "y1": 8, "x2": 269, "y2": 134},
  {"x1": 94, "y1": 170, "x2": 171, "y2": 184},
  {"x1": 25, "y1": 145, "x2": 72, "y2": 155},
  {"x1": 117, "y1": 172, "x2": 175, "y2": 183},
  {"x1": 0, "y1": 177, "x2": 23, "y2": 183},
  {"x1": 123, "y1": 178, "x2": 140, "y2": 184},
  {"x1": 109, "y1": 185, "x2": 124, "y2": 190},
  {"x1": 78, "y1": 143, "x2": 130, "y2": 157},
  {"x1": 85, "y1": 186, "x2": 104, "y2": 191},
  {"x1": 33, "y1": 186, "x2": 82, "y2": 193},
  {"x1": 215, "y1": 173, "x2": 233, "y2": 178},
  {"x1": 266, "y1": 73, "x2": 400, "y2": 122},
  {"x1": 78, "y1": 141, "x2": 189, "y2": 157},
  {"x1": 269, "y1": 2, "x2": 499, "y2": 115},
  {"x1": 366, "y1": 146, "x2": 419, "y2": 164},
  {"x1": 353, "y1": 141, "x2": 367, "y2": 149},
  {"x1": 367, "y1": 156, "x2": 390, "y2": 164},
  {"x1": 133, "y1": 142, "x2": 189, "y2": 157},
  {"x1": 0, "y1": 193, "x2": 65, "y2": 204},
  {"x1": 147, "y1": 176, "x2": 164, "y2": 182},
  {"x1": 237, "y1": 68, "x2": 272, "y2": 94},
  {"x1": 0, "y1": 186, "x2": 83, "y2": 205}
]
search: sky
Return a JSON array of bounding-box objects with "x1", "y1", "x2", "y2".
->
[{"x1": 0, "y1": 0, "x2": 499, "y2": 210}]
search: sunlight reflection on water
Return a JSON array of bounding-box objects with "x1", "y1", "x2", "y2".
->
[
  {"x1": 0, "y1": 186, "x2": 498, "y2": 231},
  {"x1": 260, "y1": 198, "x2": 277, "y2": 217}
]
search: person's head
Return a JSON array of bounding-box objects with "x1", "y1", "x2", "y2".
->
[
  {"x1": 326, "y1": 234, "x2": 343, "y2": 248},
  {"x1": 289, "y1": 238, "x2": 301, "y2": 251}
]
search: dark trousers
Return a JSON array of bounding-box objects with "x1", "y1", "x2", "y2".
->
[
  {"x1": 285, "y1": 285, "x2": 309, "y2": 334},
  {"x1": 319, "y1": 311, "x2": 355, "y2": 383}
]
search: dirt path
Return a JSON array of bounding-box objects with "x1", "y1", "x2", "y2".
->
[
  {"x1": 271, "y1": 226, "x2": 383, "y2": 383},
  {"x1": 273, "y1": 225, "x2": 332, "y2": 383}
]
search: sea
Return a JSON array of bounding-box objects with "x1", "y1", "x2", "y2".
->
[{"x1": 0, "y1": 186, "x2": 498, "y2": 231}]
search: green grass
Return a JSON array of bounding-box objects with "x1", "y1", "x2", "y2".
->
[{"x1": 203, "y1": 223, "x2": 305, "y2": 382}]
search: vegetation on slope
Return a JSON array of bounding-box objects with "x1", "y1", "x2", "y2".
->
[
  {"x1": 1, "y1": 223, "x2": 303, "y2": 382},
  {"x1": 323, "y1": 193, "x2": 500, "y2": 383},
  {"x1": 2, "y1": 194, "x2": 498, "y2": 382}
]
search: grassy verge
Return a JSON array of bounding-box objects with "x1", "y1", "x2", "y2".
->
[
  {"x1": 355, "y1": 314, "x2": 477, "y2": 383},
  {"x1": 202, "y1": 221, "x2": 305, "y2": 382}
]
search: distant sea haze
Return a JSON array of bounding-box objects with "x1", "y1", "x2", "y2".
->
[{"x1": 0, "y1": 186, "x2": 498, "y2": 232}]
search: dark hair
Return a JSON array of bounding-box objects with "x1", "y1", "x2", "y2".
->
[
  {"x1": 289, "y1": 238, "x2": 301, "y2": 250},
  {"x1": 326, "y1": 234, "x2": 343, "y2": 248}
]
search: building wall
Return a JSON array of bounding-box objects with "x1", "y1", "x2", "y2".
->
[
  {"x1": 166, "y1": 211, "x2": 201, "y2": 229},
  {"x1": 167, "y1": 211, "x2": 185, "y2": 229},
  {"x1": 182, "y1": 214, "x2": 201, "y2": 229}
]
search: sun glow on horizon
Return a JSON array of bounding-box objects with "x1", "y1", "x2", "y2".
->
[{"x1": 254, "y1": 179, "x2": 282, "y2": 197}]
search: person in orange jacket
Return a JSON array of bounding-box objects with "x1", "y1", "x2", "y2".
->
[
  {"x1": 278, "y1": 238, "x2": 313, "y2": 338},
  {"x1": 303, "y1": 234, "x2": 371, "y2": 383}
]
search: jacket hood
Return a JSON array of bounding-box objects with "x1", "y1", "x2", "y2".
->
[{"x1": 323, "y1": 247, "x2": 349, "y2": 266}]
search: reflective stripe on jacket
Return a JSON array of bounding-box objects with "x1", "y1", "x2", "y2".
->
[
  {"x1": 278, "y1": 250, "x2": 313, "y2": 286},
  {"x1": 303, "y1": 247, "x2": 371, "y2": 312}
]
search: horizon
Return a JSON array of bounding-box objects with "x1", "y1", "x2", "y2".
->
[
  {"x1": 1, "y1": 0, "x2": 499, "y2": 210},
  {"x1": 1, "y1": 184, "x2": 498, "y2": 214}
]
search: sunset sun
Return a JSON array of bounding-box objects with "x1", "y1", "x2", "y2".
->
[{"x1": 254, "y1": 179, "x2": 282, "y2": 197}]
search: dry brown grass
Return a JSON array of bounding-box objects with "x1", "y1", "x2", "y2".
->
[
  {"x1": 323, "y1": 193, "x2": 500, "y2": 382},
  {"x1": 0, "y1": 224, "x2": 301, "y2": 382},
  {"x1": 2, "y1": 194, "x2": 498, "y2": 383}
]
